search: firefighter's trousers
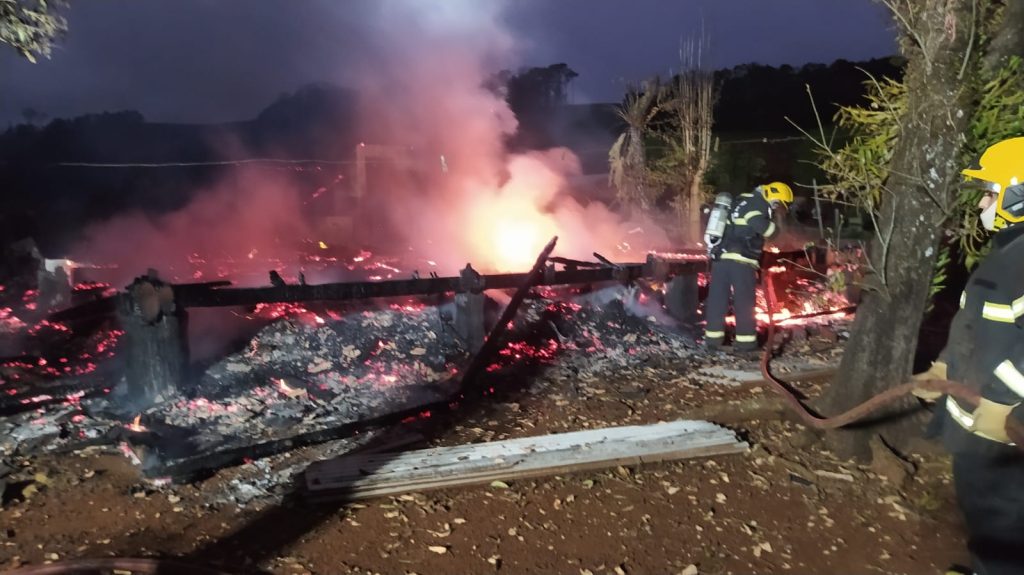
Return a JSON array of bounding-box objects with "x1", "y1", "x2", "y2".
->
[
  {"x1": 953, "y1": 449, "x2": 1024, "y2": 575},
  {"x1": 703, "y1": 259, "x2": 758, "y2": 350}
]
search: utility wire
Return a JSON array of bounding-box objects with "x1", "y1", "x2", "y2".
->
[{"x1": 26, "y1": 135, "x2": 807, "y2": 169}]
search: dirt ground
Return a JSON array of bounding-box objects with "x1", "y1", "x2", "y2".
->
[{"x1": 0, "y1": 343, "x2": 970, "y2": 575}]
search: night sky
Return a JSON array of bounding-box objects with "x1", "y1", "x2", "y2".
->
[{"x1": 0, "y1": 0, "x2": 897, "y2": 126}]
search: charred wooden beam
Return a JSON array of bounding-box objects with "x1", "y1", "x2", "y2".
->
[
  {"x1": 47, "y1": 295, "x2": 118, "y2": 323},
  {"x1": 171, "y1": 261, "x2": 705, "y2": 309},
  {"x1": 48, "y1": 281, "x2": 232, "y2": 323}
]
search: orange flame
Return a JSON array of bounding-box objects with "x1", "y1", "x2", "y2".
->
[{"x1": 126, "y1": 414, "x2": 146, "y2": 432}]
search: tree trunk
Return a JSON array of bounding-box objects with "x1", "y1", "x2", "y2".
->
[
  {"x1": 981, "y1": 1, "x2": 1024, "y2": 71},
  {"x1": 679, "y1": 168, "x2": 705, "y2": 246},
  {"x1": 626, "y1": 126, "x2": 646, "y2": 211},
  {"x1": 819, "y1": 0, "x2": 981, "y2": 459}
]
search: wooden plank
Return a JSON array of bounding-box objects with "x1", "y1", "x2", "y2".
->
[
  {"x1": 309, "y1": 422, "x2": 729, "y2": 480},
  {"x1": 322, "y1": 434, "x2": 738, "y2": 491},
  {"x1": 307, "y1": 441, "x2": 746, "y2": 501},
  {"x1": 303, "y1": 421, "x2": 747, "y2": 500},
  {"x1": 307, "y1": 421, "x2": 727, "y2": 476}
]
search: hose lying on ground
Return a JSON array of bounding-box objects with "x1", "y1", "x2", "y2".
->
[
  {"x1": 757, "y1": 272, "x2": 1024, "y2": 447},
  {"x1": 0, "y1": 558, "x2": 231, "y2": 575}
]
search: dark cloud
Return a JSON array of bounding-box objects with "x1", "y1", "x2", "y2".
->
[
  {"x1": 0, "y1": 1, "x2": 377, "y2": 124},
  {"x1": 0, "y1": 0, "x2": 896, "y2": 125}
]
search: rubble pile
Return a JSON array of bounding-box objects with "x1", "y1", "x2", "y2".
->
[
  {"x1": 152, "y1": 306, "x2": 467, "y2": 449},
  {"x1": 0, "y1": 277, "x2": 853, "y2": 506}
]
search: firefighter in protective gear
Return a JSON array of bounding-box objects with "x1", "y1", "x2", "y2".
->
[
  {"x1": 911, "y1": 136, "x2": 1024, "y2": 575},
  {"x1": 703, "y1": 182, "x2": 793, "y2": 351}
]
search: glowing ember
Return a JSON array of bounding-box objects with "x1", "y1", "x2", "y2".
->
[
  {"x1": 249, "y1": 302, "x2": 325, "y2": 325},
  {"x1": 73, "y1": 281, "x2": 113, "y2": 292},
  {"x1": 19, "y1": 394, "x2": 53, "y2": 405},
  {"x1": 64, "y1": 390, "x2": 86, "y2": 405},
  {"x1": 498, "y1": 339, "x2": 560, "y2": 362},
  {"x1": 389, "y1": 302, "x2": 425, "y2": 314}
]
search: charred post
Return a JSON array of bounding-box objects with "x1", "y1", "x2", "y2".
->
[
  {"x1": 454, "y1": 264, "x2": 486, "y2": 352},
  {"x1": 646, "y1": 253, "x2": 701, "y2": 327},
  {"x1": 665, "y1": 273, "x2": 700, "y2": 326},
  {"x1": 115, "y1": 272, "x2": 189, "y2": 411},
  {"x1": 36, "y1": 264, "x2": 71, "y2": 312}
]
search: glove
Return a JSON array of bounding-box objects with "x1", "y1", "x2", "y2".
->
[
  {"x1": 971, "y1": 398, "x2": 1018, "y2": 443},
  {"x1": 911, "y1": 361, "x2": 947, "y2": 401}
]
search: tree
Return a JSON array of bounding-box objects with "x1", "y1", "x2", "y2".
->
[
  {"x1": 808, "y1": 0, "x2": 1024, "y2": 458},
  {"x1": 499, "y1": 63, "x2": 579, "y2": 149},
  {"x1": 609, "y1": 79, "x2": 661, "y2": 214},
  {"x1": 652, "y1": 35, "x2": 717, "y2": 245},
  {"x1": 20, "y1": 106, "x2": 47, "y2": 125},
  {"x1": 1, "y1": 0, "x2": 67, "y2": 63}
]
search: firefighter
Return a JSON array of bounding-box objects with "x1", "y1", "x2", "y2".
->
[
  {"x1": 703, "y1": 182, "x2": 793, "y2": 352},
  {"x1": 912, "y1": 136, "x2": 1024, "y2": 575}
]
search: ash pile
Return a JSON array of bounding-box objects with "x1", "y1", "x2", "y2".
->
[
  {"x1": 0, "y1": 284, "x2": 699, "y2": 491},
  {"x1": 127, "y1": 288, "x2": 695, "y2": 477},
  {"x1": 139, "y1": 305, "x2": 467, "y2": 465}
]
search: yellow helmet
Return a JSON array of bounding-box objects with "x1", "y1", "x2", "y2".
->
[
  {"x1": 962, "y1": 137, "x2": 1024, "y2": 228},
  {"x1": 758, "y1": 182, "x2": 794, "y2": 205}
]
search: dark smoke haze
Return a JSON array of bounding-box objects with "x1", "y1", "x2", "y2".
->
[{"x1": 69, "y1": 0, "x2": 667, "y2": 285}]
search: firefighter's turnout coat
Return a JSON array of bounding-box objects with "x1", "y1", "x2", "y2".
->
[
  {"x1": 933, "y1": 224, "x2": 1024, "y2": 453},
  {"x1": 716, "y1": 191, "x2": 778, "y2": 266},
  {"x1": 704, "y1": 191, "x2": 778, "y2": 348}
]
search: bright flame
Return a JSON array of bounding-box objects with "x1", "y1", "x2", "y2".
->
[
  {"x1": 491, "y1": 218, "x2": 545, "y2": 271},
  {"x1": 126, "y1": 414, "x2": 146, "y2": 432},
  {"x1": 465, "y1": 158, "x2": 562, "y2": 271},
  {"x1": 318, "y1": 241, "x2": 328, "y2": 250}
]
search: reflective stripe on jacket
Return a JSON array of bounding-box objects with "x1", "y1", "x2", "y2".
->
[
  {"x1": 934, "y1": 225, "x2": 1024, "y2": 453},
  {"x1": 719, "y1": 191, "x2": 777, "y2": 266}
]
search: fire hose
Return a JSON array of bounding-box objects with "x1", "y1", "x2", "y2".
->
[
  {"x1": 757, "y1": 270, "x2": 1024, "y2": 447},
  {"x1": 0, "y1": 558, "x2": 230, "y2": 575}
]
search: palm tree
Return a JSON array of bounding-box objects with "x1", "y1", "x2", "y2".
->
[{"x1": 609, "y1": 78, "x2": 662, "y2": 215}]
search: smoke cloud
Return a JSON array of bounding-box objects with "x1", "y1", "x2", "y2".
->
[
  {"x1": 346, "y1": 0, "x2": 665, "y2": 271},
  {"x1": 70, "y1": 169, "x2": 313, "y2": 286},
  {"x1": 70, "y1": 0, "x2": 666, "y2": 288}
]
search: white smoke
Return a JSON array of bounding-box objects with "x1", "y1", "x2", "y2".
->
[{"x1": 348, "y1": 0, "x2": 666, "y2": 272}]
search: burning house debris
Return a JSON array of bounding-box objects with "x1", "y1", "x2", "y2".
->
[{"x1": 0, "y1": 235, "x2": 855, "y2": 509}]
